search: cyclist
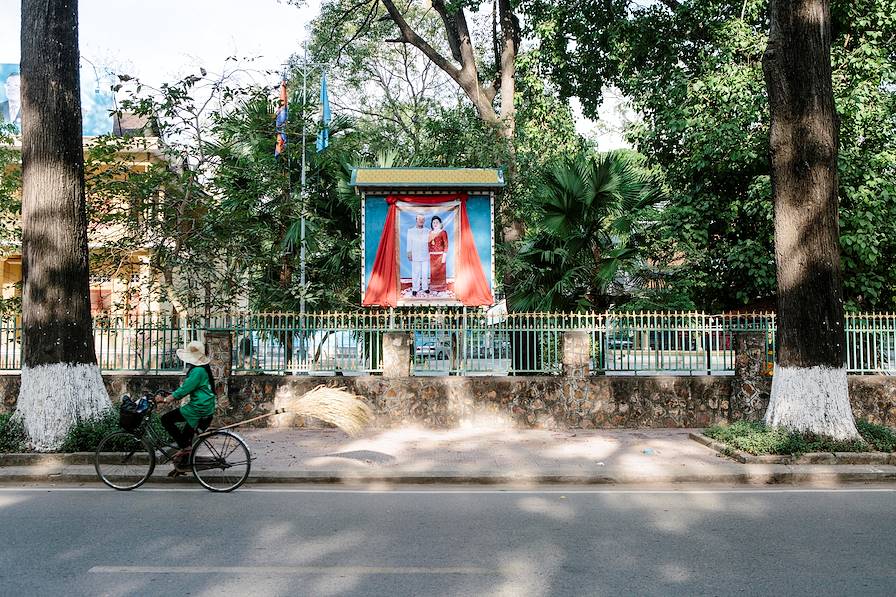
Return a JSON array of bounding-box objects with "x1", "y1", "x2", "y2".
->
[{"x1": 155, "y1": 340, "x2": 216, "y2": 467}]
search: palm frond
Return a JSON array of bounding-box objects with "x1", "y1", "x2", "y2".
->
[{"x1": 513, "y1": 149, "x2": 664, "y2": 311}]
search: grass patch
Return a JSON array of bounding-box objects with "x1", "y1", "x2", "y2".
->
[
  {"x1": 59, "y1": 409, "x2": 167, "y2": 453},
  {"x1": 0, "y1": 412, "x2": 27, "y2": 453},
  {"x1": 0, "y1": 409, "x2": 169, "y2": 453},
  {"x1": 704, "y1": 420, "x2": 896, "y2": 456},
  {"x1": 856, "y1": 420, "x2": 896, "y2": 452}
]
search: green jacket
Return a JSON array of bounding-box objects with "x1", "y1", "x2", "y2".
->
[{"x1": 171, "y1": 366, "x2": 216, "y2": 428}]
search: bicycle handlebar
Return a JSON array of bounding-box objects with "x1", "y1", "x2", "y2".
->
[{"x1": 140, "y1": 390, "x2": 173, "y2": 410}]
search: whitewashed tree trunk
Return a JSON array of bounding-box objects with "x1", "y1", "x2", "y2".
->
[
  {"x1": 762, "y1": 0, "x2": 858, "y2": 440},
  {"x1": 765, "y1": 365, "x2": 858, "y2": 440},
  {"x1": 18, "y1": 364, "x2": 112, "y2": 450},
  {"x1": 15, "y1": 0, "x2": 111, "y2": 451}
]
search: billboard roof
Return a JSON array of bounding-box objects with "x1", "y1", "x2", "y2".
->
[{"x1": 351, "y1": 167, "x2": 505, "y2": 189}]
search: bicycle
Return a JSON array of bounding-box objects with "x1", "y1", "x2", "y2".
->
[{"x1": 94, "y1": 394, "x2": 252, "y2": 492}]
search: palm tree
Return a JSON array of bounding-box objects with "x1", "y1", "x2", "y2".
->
[{"x1": 509, "y1": 151, "x2": 662, "y2": 312}]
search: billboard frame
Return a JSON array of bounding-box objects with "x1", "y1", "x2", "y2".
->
[{"x1": 360, "y1": 190, "x2": 496, "y2": 308}]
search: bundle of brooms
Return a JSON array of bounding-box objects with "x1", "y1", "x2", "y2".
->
[
  {"x1": 271, "y1": 385, "x2": 374, "y2": 435},
  {"x1": 217, "y1": 385, "x2": 373, "y2": 435}
]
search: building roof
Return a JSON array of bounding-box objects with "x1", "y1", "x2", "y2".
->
[
  {"x1": 350, "y1": 167, "x2": 505, "y2": 190},
  {"x1": 113, "y1": 112, "x2": 159, "y2": 138}
]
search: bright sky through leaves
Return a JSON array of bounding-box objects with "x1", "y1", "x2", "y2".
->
[{"x1": 0, "y1": 0, "x2": 319, "y2": 86}]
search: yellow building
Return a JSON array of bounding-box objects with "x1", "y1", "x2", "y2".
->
[{"x1": 1, "y1": 116, "x2": 170, "y2": 317}]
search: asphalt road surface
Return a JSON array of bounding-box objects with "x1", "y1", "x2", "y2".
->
[{"x1": 0, "y1": 485, "x2": 894, "y2": 596}]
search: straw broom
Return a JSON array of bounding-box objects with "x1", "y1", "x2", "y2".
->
[{"x1": 273, "y1": 385, "x2": 374, "y2": 436}]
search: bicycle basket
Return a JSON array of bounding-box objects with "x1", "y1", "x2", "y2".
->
[{"x1": 118, "y1": 398, "x2": 147, "y2": 432}]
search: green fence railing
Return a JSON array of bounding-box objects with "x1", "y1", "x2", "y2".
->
[
  {"x1": 0, "y1": 311, "x2": 894, "y2": 376},
  {"x1": 845, "y1": 313, "x2": 896, "y2": 374}
]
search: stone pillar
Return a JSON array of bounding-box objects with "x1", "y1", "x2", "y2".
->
[
  {"x1": 382, "y1": 332, "x2": 412, "y2": 378},
  {"x1": 204, "y1": 330, "x2": 232, "y2": 404},
  {"x1": 562, "y1": 330, "x2": 591, "y2": 377},
  {"x1": 730, "y1": 331, "x2": 771, "y2": 421}
]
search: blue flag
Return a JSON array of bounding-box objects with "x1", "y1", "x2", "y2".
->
[{"x1": 316, "y1": 75, "x2": 331, "y2": 152}]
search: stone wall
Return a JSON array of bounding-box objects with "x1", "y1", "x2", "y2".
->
[
  {"x1": 226, "y1": 375, "x2": 734, "y2": 429},
  {"x1": 222, "y1": 375, "x2": 895, "y2": 429},
  {"x1": 0, "y1": 374, "x2": 183, "y2": 415},
  {"x1": 730, "y1": 332, "x2": 771, "y2": 420},
  {"x1": 2, "y1": 372, "x2": 894, "y2": 429}
]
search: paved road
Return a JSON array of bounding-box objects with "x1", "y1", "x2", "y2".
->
[{"x1": 0, "y1": 485, "x2": 894, "y2": 596}]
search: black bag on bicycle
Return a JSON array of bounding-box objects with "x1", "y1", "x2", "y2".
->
[{"x1": 118, "y1": 395, "x2": 147, "y2": 432}]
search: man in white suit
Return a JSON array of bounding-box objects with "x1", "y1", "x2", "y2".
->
[
  {"x1": 1, "y1": 73, "x2": 22, "y2": 126},
  {"x1": 406, "y1": 214, "x2": 430, "y2": 296}
]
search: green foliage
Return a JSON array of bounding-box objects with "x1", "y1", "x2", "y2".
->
[
  {"x1": 0, "y1": 408, "x2": 172, "y2": 453},
  {"x1": 308, "y1": 0, "x2": 455, "y2": 158},
  {"x1": 0, "y1": 295, "x2": 21, "y2": 315},
  {"x1": 50, "y1": 3, "x2": 590, "y2": 313},
  {"x1": 0, "y1": 123, "x2": 21, "y2": 259},
  {"x1": 57, "y1": 408, "x2": 119, "y2": 453},
  {"x1": 704, "y1": 419, "x2": 896, "y2": 455},
  {"x1": 620, "y1": 285, "x2": 697, "y2": 312},
  {"x1": 527, "y1": 0, "x2": 896, "y2": 310},
  {"x1": 0, "y1": 412, "x2": 27, "y2": 453},
  {"x1": 210, "y1": 97, "x2": 361, "y2": 311},
  {"x1": 297, "y1": 140, "x2": 366, "y2": 310},
  {"x1": 509, "y1": 50, "x2": 588, "y2": 223},
  {"x1": 832, "y1": 0, "x2": 896, "y2": 309},
  {"x1": 856, "y1": 419, "x2": 896, "y2": 452},
  {"x1": 509, "y1": 150, "x2": 662, "y2": 311},
  {"x1": 113, "y1": 69, "x2": 367, "y2": 313},
  {"x1": 306, "y1": 0, "x2": 599, "y2": 296},
  {"x1": 58, "y1": 409, "x2": 166, "y2": 453}
]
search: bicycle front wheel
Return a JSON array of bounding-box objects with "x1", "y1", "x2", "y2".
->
[
  {"x1": 191, "y1": 430, "x2": 251, "y2": 492},
  {"x1": 95, "y1": 431, "x2": 156, "y2": 490}
]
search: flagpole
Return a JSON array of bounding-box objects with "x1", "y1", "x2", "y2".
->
[
  {"x1": 289, "y1": 41, "x2": 326, "y2": 370},
  {"x1": 300, "y1": 39, "x2": 308, "y2": 318}
]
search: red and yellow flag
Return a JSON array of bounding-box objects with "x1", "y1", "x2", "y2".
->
[{"x1": 274, "y1": 78, "x2": 288, "y2": 157}]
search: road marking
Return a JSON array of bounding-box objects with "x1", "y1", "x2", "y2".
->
[
  {"x1": 1, "y1": 486, "x2": 894, "y2": 495},
  {"x1": 89, "y1": 565, "x2": 494, "y2": 576}
]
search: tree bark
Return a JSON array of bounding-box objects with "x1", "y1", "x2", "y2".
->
[
  {"x1": 16, "y1": 0, "x2": 110, "y2": 450},
  {"x1": 496, "y1": 0, "x2": 518, "y2": 143},
  {"x1": 761, "y1": 0, "x2": 859, "y2": 439},
  {"x1": 495, "y1": 0, "x2": 521, "y2": 242},
  {"x1": 380, "y1": 0, "x2": 516, "y2": 151}
]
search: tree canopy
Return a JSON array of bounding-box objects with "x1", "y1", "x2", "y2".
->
[
  {"x1": 2, "y1": 0, "x2": 894, "y2": 315},
  {"x1": 528, "y1": 0, "x2": 896, "y2": 310}
]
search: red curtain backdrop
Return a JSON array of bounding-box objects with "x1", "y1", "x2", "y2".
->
[
  {"x1": 454, "y1": 198, "x2": 494, "y2": 305},
  {"x1": 363, "y1": 193, "x2": 493, "y2": 307}
]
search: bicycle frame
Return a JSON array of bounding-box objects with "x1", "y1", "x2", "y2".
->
[{"x1": 99, "y1": 394, "x2": 256, "y2": 491}]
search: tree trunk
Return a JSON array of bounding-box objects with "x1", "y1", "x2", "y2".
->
[
  {"x1": 16, "y1": 0, "x2": 110, "y2": 450},
  {"x1": 761, "y1": 0, "x2": 858, "y2": 440},
  {"x1": 380, "y1": 0, "x2": 522, "y2": 247}
]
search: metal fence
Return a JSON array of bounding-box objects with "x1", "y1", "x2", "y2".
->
[
  {"x1": 593, "y1": 312, "x2": 774, "y2": 376},
  {"x1": 1, "y1": 311, "x2": 895, "y2": 376},
  {"x1": 845, "y1": 313, "x2": 896, "y2": 374},
  {"x1": 227, "y1": 312, "x2": 388, "y2": 375}
]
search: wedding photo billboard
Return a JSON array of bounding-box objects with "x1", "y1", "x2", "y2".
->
[{"x1": 362, "y1": 193, "x2": 495, "y2": 307}]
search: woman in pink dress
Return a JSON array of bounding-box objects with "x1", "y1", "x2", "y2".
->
[{"x1": 428, "y1": 216, "x2": 449, "y2": 292}]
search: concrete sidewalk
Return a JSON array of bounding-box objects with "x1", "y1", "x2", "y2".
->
[{"x1": 2, "y1": 427, "x2": 896, "y2": 485}]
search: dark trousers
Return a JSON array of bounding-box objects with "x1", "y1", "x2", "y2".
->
[{"x1": 161, "y1": 409, "x2": 212, "y2": 449}]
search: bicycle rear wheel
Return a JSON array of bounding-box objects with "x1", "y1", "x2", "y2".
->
[
  {"x1": 191, "y1": 430, "x2": 251, "y2": 492},
  {"x1": 95, "y1": 431, "x2": 155, "y2": 490}
]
